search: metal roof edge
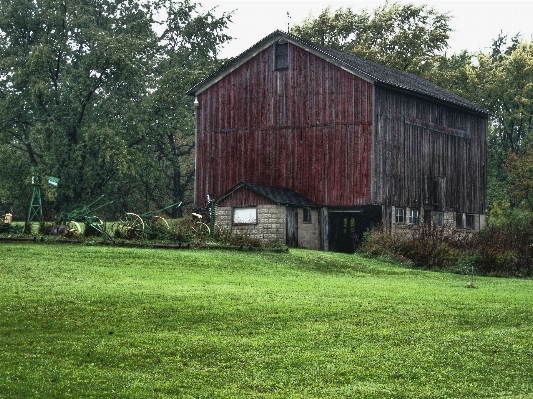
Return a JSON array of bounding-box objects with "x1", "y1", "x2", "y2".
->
[
  {"x1": 186, "y1": 31, "x2": 287, "y2": 96},
  {"x1": 215, "y1": 181, "x2": 321, "y2": 208},
  {"x1": 187, "y1": 30, "x2": 488, "y2": 116},
  {"x1": 186, "y1": 30, "x2": 378, "y2": 96}
]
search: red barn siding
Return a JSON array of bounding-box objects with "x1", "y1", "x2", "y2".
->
[
  {"x1": 195, "y1": 44, "x2": 373, "y2": 207},
  {"x1": 217, "y1": 187, "x2": 276, "y2": 207}
]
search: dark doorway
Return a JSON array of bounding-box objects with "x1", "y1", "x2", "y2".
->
[
  {"x1": 328, "y1": 206, "x2": 382, "y2": 253},
  {"x1": 286, "y1": 206, "x2": 298, "y2": 247}
]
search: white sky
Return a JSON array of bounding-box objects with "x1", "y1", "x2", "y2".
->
[{"x1": 197, "y1": 0, "x2": 533, "y2": 58}]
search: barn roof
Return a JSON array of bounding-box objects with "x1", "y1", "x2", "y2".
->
[
  {"x1": 216, "y1": 182, "x2": 321, "y2": 208},
  {"x1": 187, "y1": 30, "x2": 488, "y2": 116}
]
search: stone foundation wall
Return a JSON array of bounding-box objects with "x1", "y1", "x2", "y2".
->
[{"x1": 390, "y1": 206, "x2": 486, "y2": 237}]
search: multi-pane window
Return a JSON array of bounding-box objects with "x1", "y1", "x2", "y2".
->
[
  {"x1": 274, "y1": 42, "x2": 289, "y2": 70},
  {"x1": 409, "y1": 209, "x2": 419, "y2": 225},
  {"x1": 466, "y1": 214, "x2": 475, "y2": 230},
  {"x1": 456, "y1": 212, "x2": 464, "y2": 229},
  {"x1": 395, "y1": 207, "x2": 405, "y2": 224},
  {"x1": 435, "y1": 211, "x2": 444, "y2": 228}
]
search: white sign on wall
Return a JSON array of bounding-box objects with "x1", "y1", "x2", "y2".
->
[{"x1": 233, "y1": 207, "x2": 257, "y2": 224}]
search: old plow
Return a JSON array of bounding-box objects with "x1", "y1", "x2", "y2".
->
[
  {"x1": 114, "y1": 201, "x2": 182, "y2": 240},
  {"x1": 57, "y1": 195, "x2": 114, "y2": 240}
]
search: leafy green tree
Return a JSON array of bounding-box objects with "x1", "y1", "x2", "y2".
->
[
  {"x1": 0, "y1": 0, "x2": 157, "y2": 214},
  {"x1": 468, "y1": 35, "x2": 531, "y2": 157},
  {"x1": 505, "y1": 146, "x2": 533, "y2": 210},
  {"x1": 0, "y1": 0, "x2": 232, "y2": 218},
  {"x1": 291, "y1": 1, "x2": 451, "y2": 73},
  {"x1": 422, "y1": 50, "x2": 475, "y2": 97},
  {"x1": 460, "y1": 36, "x2": 533, "y2": 209},
  {"x1": 142, "y1": 1, "x2": 231, "y2": 215}
]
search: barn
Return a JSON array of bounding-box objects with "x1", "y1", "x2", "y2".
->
[{"x1": 187, "y1": 30, "x2": 488, "y2": 252}]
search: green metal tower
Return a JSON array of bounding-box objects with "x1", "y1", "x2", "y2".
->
[{"x1": 27, "y1": 168, "x2": 43, "y2": 226}]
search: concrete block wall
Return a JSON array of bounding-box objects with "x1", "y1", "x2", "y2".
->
[
  {"x1": 215, "y1": 205, "x2": 286, "y2": 243},
  {"x1": 298, "y1": 208, "x2": 321, "y2": 250}
]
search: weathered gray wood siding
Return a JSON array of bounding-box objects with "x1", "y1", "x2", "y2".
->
[{"x1": 372, "y1": 85, "x2": 487, "y2": 214}]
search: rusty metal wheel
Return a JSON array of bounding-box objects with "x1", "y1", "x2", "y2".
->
[
  {"x1": 66, "y1": 221, "x2": 82, "y2": 237},
  {"x1": 192, "y1": 221, "x2": 210, "y2": 237},
  {"x1": 149, "y1": 215, "x2": 169, "y2": 234},
  {"x1": 116, "y1": 212, "x2": 144, "y2": 239}
]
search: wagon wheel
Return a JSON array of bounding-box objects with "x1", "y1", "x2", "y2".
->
[
  {"x1": 212, "y1": 223, "x2": 224, "y2": 237},
  {"x1": 116, "y1": 212, "x2": 144, "y2": 239},
  {"x1": 85, "y1": 216, "x2": 105, "y2": 236},
  {"x1": 149, "y1": 215, "x2": 170, "y2": 234},
  {"x1": 192, "y1": 221, "x2": 210, "y2": 237},
  {"x1": 66, "y1": 221, "x2": 82, "y2": 238}
]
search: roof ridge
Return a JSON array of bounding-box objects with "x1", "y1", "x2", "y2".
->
[
  {"x1": 217, "y1": 181, "x2": 321, "y2": 208},
  {"x1": 187, "y1": 30, "x2": 488, "y2": 115}
]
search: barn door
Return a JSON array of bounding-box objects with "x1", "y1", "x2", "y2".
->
[
  {"x1": 286, "y1": 207, "x2": 298, "y2": 247},
  {"x1": 328, "y1": 206, "x2": 382, "y2": 253},
  {"x1": 329, "y1": 213, "x2": 357, "y2": 254}
]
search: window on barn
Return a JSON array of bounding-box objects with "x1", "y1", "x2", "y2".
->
[
  {"x1": 233, "y1": 207, "x2": 257, "y2": 225},
  {"x1": 274, "y1": 41, "x2": 289, "y2": 70},
  {"x1": 456, "y1": 213, "x2": 464, "y2": 229},
  {"x1": 466, "y1": 214, "x2": 475, "y2": 230},
  {"x1": 435, "y1": 211, "x2": 444, "y2": 228},
  {"x1": 409, "y1": 209, "x2": 419, "y2": 225},
  {"x1": 395, "y1": 207, "x2": 405, "y2": 224},
  {"x1": 303, "y1": 207, "x2": 312, "y2": 224}
]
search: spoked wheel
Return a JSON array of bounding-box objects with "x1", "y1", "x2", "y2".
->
[
  {"x1": 66, "y1": 221, "x2": 82, "y2": 237},
  {"x1": 149, "y1": 215, "x2": 170, "y2": 234},
  {"x1": 212, "y1": 223, "x2": 224, "y2": 237},
  {"x1": 192, "y1": 221, "x2": 211, "y2": 237},
  {"x1": 116, "y1": 212, "x2": 144, "y2": 239},
  {"x1": 84, "y1": 216, "x2": 106, "y2": 237}
]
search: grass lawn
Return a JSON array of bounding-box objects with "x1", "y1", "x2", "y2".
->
[{"x1": 0, "y1": 243, "x2": 532, "y2": 398}]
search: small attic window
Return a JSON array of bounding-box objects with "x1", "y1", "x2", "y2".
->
[{"x1": 274, "y1": 41, "x2": 289, "y2": 70}]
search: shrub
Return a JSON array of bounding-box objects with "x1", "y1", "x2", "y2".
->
[
  {"x1": 359, "y1": 210, "x2": 533, "y2": 277},
  {"x1": 476, "y1": 210, "x2": 533, "y2": 276},
  {"x1": 359, "y1": 225, "x2": 477, "y2": 271}
]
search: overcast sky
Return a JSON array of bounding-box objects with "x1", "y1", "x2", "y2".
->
[{"x1": 198, "y1": 0, "x2": 533, "y2": 58}]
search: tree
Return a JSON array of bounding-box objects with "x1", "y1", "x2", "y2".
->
[
  {"x1": 0, "y1": 0, "x2": 157, "y2": 214},
  {"x1": 458, "y1": 36, "x2": 533, "y2": 209},
  {"x1": 143, "y1": 1, "x2": 231, "y2": 215},
  {"x1": 467, "y1": 34, "x2": 531, "y2": 157},
  {"x1": 0, "y1": 0, "x2": 232, "y2": 218},
  {"x1": 291, "y1": 1, "x2": 451, "y2": 73},
  {"x1": 505, "y1": 146, "x2": 533, "y2": 210},
  {"x1": 422, "y1": 50, "x2": 475, "y2": 98}
]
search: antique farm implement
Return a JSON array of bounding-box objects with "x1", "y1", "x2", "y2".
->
[
  {"x1": 115, "y1": 201, "x2": 182, "y2": 239},
  {"x1": 58, "y1": 195, "x2": 114, "y2": 240},
  {"x1": 0, "y1": 213, "x2": 23, "y2": 234}
]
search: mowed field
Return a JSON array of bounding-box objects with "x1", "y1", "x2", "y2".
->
[{"x1": 0, "y1": 243, "x2": 532, "y2": 398}]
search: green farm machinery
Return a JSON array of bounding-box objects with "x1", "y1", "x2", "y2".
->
[
  {"x1": 58, "y1": 195, "x2": 114, "y2": 240},
  {"x1": 114, "y1": 201, "x2": 182, "y2": 240},
  {"x1": 1, "y1": 213, "x2": 23, "y2": 234}
]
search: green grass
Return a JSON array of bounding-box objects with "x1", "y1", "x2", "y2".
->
[{"x1": 1, "y1": 244, "x2": 532, "y2": 398}]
